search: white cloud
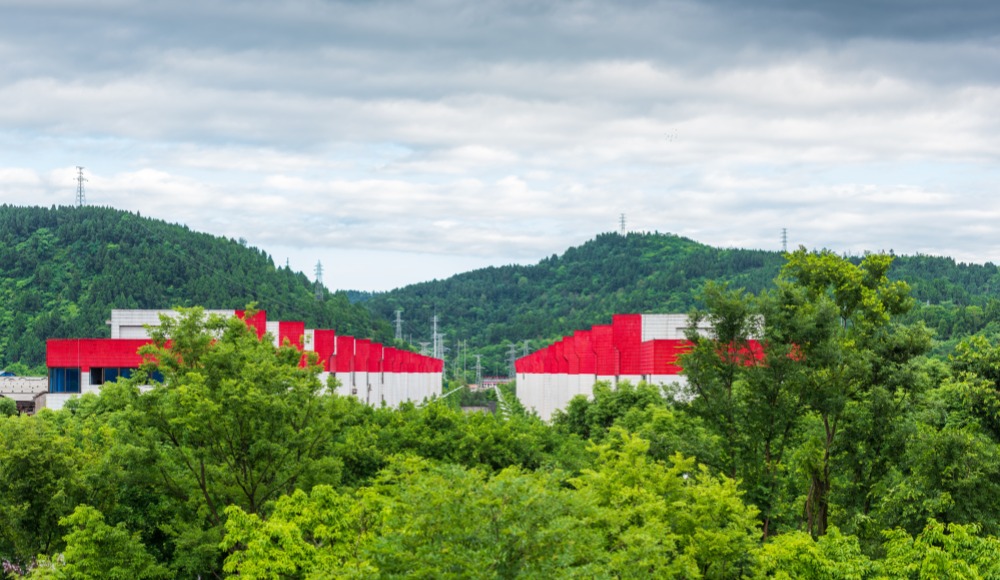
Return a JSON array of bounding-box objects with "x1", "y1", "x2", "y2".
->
[{"x1": 2, "y1": 0, "x2": 1000, "y2": 290}]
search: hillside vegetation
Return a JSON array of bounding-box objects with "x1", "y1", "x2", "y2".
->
[
  {"x1": 0, "y1": 205, "x2": 391, "y2": 370},
  {"x1": 366, "y1": 231, "x2": 1000, "y2": 373}
]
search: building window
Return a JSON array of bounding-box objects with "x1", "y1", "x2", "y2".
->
[
  {"x1": 90, "y1": 367, "x2": 135, "y2": 386},
  {"x1": 49, "y1": 368, "x2": 81, "y2": 393}
]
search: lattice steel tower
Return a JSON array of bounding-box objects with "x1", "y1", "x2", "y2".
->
[
  {"x1": 314, "y1": 261, "x2": 324, "y2": 301},
  {"x1": 75, "y1": 166, "x2": 87, "y2": 206}
]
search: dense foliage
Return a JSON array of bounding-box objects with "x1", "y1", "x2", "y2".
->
[
  {"x1": 365, "y1": 232, "x2": 1000, "y2": 377},
  {"x1": 0, "y1": 205, "x2": 391, "y2": 371},
  {"x1": 7, "y1": 250, "x2": 1000, "y2": 577}
]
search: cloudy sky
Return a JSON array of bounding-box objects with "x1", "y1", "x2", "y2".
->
[{"x1": 3, "y1": 0, "x2": 999, "y2": 291}]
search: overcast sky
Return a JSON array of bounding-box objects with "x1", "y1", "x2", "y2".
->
[{"x1": 3, "y1": 0, "x2": 999, "y2": 291}]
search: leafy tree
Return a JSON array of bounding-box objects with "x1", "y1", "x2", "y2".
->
[
  {"x1": 772, "y1": 250, "x2": 919, "y2": 536},
  {"x1": 28, "y1": 505, "x2": 169, "y2": 580},
  {"x1": 364, "y1": 458, "x2": 599, "y2": 579},
  {"x1": 681, "y1": 250, "x2": 929, "y2": 538},
  {"x1": 334, "y1": 400, "x2": 586, "y2": 487},
  {"x1": 223, "y1": 457, "x2": 602, "y2": 579},
  {"x1": 680, "y1": 281, "x2": 815, "y2": 537},
  {"x1": 553, "y1": 380, "x2": 665, "y2": 441},
  {"x1": 570, "y1": 430, "x2": 761, "y2": 578},
  {"x1": 870, "y1": 374, "x2": 1000, "y2": 538},
  {"x1": 876, "y1": 520, "x2": 1000, "y2": 579},
  {"x1": 0, "y1": 415, "x2": 84, "y2": 567},
  {"x1": 112, "y1": 307, "x2": 352, "y2": 575},
  {"x1": 754, "y1": 527, "x2": 872, "y2": 579},
  {"x1": 0, "y1": 397, "x2": 16, "y2": 417}
]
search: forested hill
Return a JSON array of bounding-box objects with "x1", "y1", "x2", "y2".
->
[
  {"x1": 367, "y1": 232, "x2": 787, "y2": 356},
  {"x1": 0, "y1": 205, "x2": 391, "y2": 370},
  {"x1": 366, "y1": 232, "x2": 1000, "y2": 365}
]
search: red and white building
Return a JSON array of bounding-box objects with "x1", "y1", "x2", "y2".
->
[
  {"x1": 41, "y1": 309, "x2": 443, "y2": 411},
  {"x1": 515, "y1": 313, "x2": 762, "y2": 420}
]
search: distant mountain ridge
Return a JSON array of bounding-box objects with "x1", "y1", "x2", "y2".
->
[{"x1": 0, "y1": 205, "x2": 391, "y2": 370}]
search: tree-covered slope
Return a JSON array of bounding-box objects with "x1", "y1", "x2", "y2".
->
[
  {"x1": 0, "y1": 205, "x2": 391, "y2": 369},
  {"x1": 366, "y1": 232, "x2": 786, "y2": 363},
  {"x1": 367, "y1": 232, "x2": 1000, "y2": 371}
]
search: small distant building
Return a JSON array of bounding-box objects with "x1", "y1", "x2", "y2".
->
[
  {"x1": 41, "y1": 309, "x2": 444, "y2": 411},
  {"x1": 473, "y1": 376, "x2": 512, "y2": 391},
  {"x1": 0, "y1": 375, "x2": 48, "y2": 414}
]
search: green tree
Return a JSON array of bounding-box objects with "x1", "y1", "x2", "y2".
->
[
  {"x1": 0, "y1": 415, "x2": 84, "y2": 567},
  {"x1": 876, "y1": 520, "x2": 1000, "y2": 579},
  {"x1": 570, "y1": 430, "x2": 761, "y2": 578},
  {"x1": 0, "y1": 397, "x2": 16, "y2": 417},
  {"x1": 754, "y1": 527, "x2": 872, "y2": 579},
  {"x1": 120, "y1": 307, "x2": 352, "y2": 575},
  {"x1": 28, "y1": 505, "x2": 169, "y2": 580},
  {"x1": 778, "y1": 250, "x2": 923, "y2": 537},
  {"x1": 222, "y1": 457, "x2": 601, "y2": 579}
]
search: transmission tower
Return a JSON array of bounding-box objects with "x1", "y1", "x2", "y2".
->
[
  {"x1": 506, "y1": 343, "x2": 518, "y2": 378},
  {"x1": 431, "y1": 315, "x2": 446, "y2": 359},
  {"x1": 619, "y1": 213, "x2": 626, "y2": 235},
  {"x1": 75, "y1": 166, "x2": 87, "y2": 207},
  {"x1": 474, "y1": 355, "x2": 483, "y2": 389},
  {"x1": 461, "y1": 340, "x2": 468, "y2": 379},
  {"x1": 314, "y1": 261, "x2": 324, "y2": 301},
  {"x1": 781, "y1": 228, "x2": 788, "y2": 253},
  {"x1": 394, "y1": 309, "x2": 403, "y2": 341},
  {"x1": 523, "y1": 340, "x2": 530, "y2": 357},
  {"x1": 418, "y1": 341, "x2": 431, "y2": 356}
]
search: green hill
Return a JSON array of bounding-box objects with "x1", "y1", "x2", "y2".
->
[
  {"x1": 0, "y1": 205, "x2": 392, "y2": 370},
  {"x1": 7, "y1": 206, "x2": 998, "y2": 376},
  {"x1": 365, "y1": 232, "x2": 1000, "y2": 374}
]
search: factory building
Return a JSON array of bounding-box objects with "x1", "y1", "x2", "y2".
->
[
  {"x1": 515, "y1": 313, "x2": 762, "y2": 420},
  {"x1": 41, "y1": 309, "x2": 443, "y2": 411}
]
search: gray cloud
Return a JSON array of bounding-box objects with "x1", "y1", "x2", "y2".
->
[{"x1": 2, "y1": 0, "x2": 999, "y2": 290}]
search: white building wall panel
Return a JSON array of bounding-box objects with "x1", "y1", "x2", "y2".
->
[
  {"x1": 382, "y1": 373, "x2": 395, "y2": 407},
  {"x1": 40, "y1": 393, "x2": 76, "y2": 411},
  {"x1": 559, "y1": 375, "x2": 579, "y2": 418},
  {"x1": 641, "y1": 314, "x2": 692, "y2": 341},
  {"x1": 334, "y1": 372, "x2": 354, "y2": 397},
  {"x1": 266, "y1": 322, "x2": 280, "y2": 346},
  {"x1": 355, "y1": 371, "x2": 370, "y2": 404},
  {"x1": 433, "y1": 373, "x2": 443, "y2": 398},
  {"x1": 110, "y1": 309, "x2": 238, "y2": 339},
  {"x1": 398, "y1": 373, "x2": 409, "y2": 404},
  {"x1": 647, "y1": 374, "x2": 684, "y2": 387},
  {"x1": 518, "y1": 374, "x2": 537, "y2": 417},
  {"x1": 618, "y1": 375, "x2": 643, "y2": 387},
  {"x1": 539, "y1": 373, "x2": 553, "y2": 421},
  {"x1": 596, "y1": 375, "x2": 616, "y2": 387}
]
